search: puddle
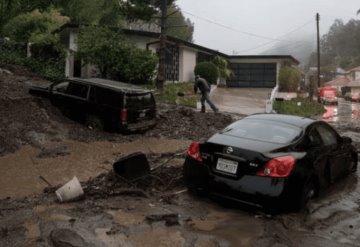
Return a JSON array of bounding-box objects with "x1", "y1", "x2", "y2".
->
[
  {"x1": 24, "y1": 221, "x2": 41, "y2": 246},
  {"x1": 189, "y1": 208, "x2": 263, "y2": 246},
  {"x1": 95, "y1": 228, "x2": 127, "y2": 247},
  {"x1": 127, "y1": 227, "x2": 185, "y2": 247},
  {"x1": 109, "y1": 209, "x2": 145, "y2": 226}
]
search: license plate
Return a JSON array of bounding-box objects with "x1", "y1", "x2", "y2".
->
[
  {"x1": 139, "y1": 112, "x2": 146, "y2": 118},
  {"x1": 216, "y1": 158, "x2": 238, "y2": 174}
]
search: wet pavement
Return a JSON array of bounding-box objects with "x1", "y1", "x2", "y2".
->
[
  {"x1": 321, "y1": 98, "x2": 360, "y2": 124},
  {"x1": 209, "y1": 87, "x2": 272, "y2": 115}
]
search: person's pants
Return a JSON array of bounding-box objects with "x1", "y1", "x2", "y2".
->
[{"x1": 201, "y1": 92, "x2": 217, "y2": 112}]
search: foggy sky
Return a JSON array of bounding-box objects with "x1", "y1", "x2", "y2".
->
[{"x1": 176, "y1": 0, "x2": 359, "y2": 56}]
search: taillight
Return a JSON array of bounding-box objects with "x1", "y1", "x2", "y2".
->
[
  {"x1": 187, "y1": 141, "x2": 202, "y2": 162},
  {"x1": 256, "y1": 156, "x2": 295, "y2": 178},
  {"x1": 121, "y1": 108, "x2": 127, "y2": 122}
]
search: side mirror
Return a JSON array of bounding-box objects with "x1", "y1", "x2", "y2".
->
[{"x1": 342, "y1": 136, "x2": 352, "y2": 144}]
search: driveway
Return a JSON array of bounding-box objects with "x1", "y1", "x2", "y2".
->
[{"x1": 208, "y1": 87, "x2": 272, "y2": 115}]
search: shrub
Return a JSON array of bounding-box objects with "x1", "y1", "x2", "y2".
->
[
  {"x1": 278, "y1": 66, "x2": 302, "y2": 92},
  {"x1": 194, "y1": 61, "x2": 218, "y2": 84}
]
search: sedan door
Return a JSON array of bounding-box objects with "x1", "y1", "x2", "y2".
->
[{"x1": 316, "y1": 123, "x2": 351, "y2": 182}]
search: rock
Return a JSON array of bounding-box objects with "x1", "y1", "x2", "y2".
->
[
  {"x1": 0, "y1": 68, "x2": 13, "y2": 75},
  {"x1": 49, "y1": 228, "x2": 93, "y2": 247}
]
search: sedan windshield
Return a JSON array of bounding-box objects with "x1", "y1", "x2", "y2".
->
[{"x1": 222, "y1": 119, "x2": 302, "y2": 144}]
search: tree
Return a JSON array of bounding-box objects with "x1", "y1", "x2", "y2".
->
[
  {"x1": 77, "y1": 26, "x2": 157, "y2": 84},
  {"x1": 166, "y1": 4, "x2": 194, "y2": 42},
  {"x1": 308, "y1": 19, "x2": 360, "y2": 70},
  {"x1": 278, "y1": 66, "x2": 301, "y2": 92},
  {"x1": 3, "y1": 8, "x2": 69, "y2": 45}
]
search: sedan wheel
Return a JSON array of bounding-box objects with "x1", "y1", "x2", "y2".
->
[
  {"x1": 349, "y1": 157, "x2": 358, "y2": 173},
  {"x1": 298, "y1": 180, "x2": 317, "y2": 211}
]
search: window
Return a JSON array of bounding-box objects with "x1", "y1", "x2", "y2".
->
[
  {"x1": 308, "y1": 128, "x2": 322, "y2": 147},
  {"x1": 224, "y1": 119, "x2": 302, "y2": 144},
  {"x1": 66, "y1": 82, "x2": 89, "y2": 98},
  {"x1": 317, "y1": 124, "x2": 338, "y2": 146},
  {"x1": 90, "y1": 87, "x2": 123, "y2": 107},
  {"x1": 53, "y1": 81, "x2": 69, "y2": 93},
  {"x1": 126, "y1": 93, "x2": 155, "y2": 108}
]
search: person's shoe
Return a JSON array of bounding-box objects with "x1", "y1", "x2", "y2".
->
[
  {"x1": 201, "y1": 107, "x2": 206, "y2": 113},
  {"x1": 213, "y1": 108, "x2": 219, "y2": 113}
]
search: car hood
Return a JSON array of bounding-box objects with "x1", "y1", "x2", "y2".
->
[{"x1": 208, "y1": 132, "x2": 286, "y2": 153}]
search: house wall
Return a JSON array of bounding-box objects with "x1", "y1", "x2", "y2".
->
[
  {"x1": 355, "y1": 71, "x2": 360, "y2": 80},
  {"x1": 127, "y1": 34, "x2": 158, "y2": 53},
  {"x1": 179, "y1": 47, "x2": 197, "y2": 82}
]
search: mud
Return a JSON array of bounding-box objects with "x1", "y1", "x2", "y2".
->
[{"x1": 1, "y1": 65, "x2": 360, "y2": 247}]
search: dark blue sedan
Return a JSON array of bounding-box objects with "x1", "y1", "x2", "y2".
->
[{"x1": 183, "y1": 114, "x2": 358, "y2": 212}]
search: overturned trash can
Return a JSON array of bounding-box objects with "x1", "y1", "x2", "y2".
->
[{"x1": 113, "y1": 152, "x2": 150, "y2": 181}]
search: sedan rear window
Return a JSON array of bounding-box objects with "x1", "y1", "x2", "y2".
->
[{"x1": 223, "y1": 119, "x2": 302, "y2": 144}]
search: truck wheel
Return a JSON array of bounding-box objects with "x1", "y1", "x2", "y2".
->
[{"x1": 85, "y1": 115, "x2": 104, "y2": 131}]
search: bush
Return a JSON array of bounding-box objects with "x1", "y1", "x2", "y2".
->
[
  {"x1": 194, "y1": 61, "x2": 218, "y2": 84},
  {"x1": 278, "y1": 66, "x2": 301, "y2": 92},
  {"x1": 0, "y1": 39, "x2": 65, "y2": 81}
]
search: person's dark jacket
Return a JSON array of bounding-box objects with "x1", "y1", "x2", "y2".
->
[{"x1": 194, "y1": 77, "x2": 210, "y2": 94}]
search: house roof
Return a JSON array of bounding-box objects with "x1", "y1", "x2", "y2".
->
[
  {"x1": 123, "y1": 29, "x2": 299, "y2": 64},
  {"x1": 324, "y1": 77, "x2": 351, "y2": 87},
  {"x1": 228, "y1": 55, "x2": 299, "y2": 64},
  {"x1": 348, "y1": 66, "x2": 360, "y2": 72},
  {"x1": 59, "y1": 23, "x2": 299, "y2": 65},
  {"x1": 347, "y1": 79, "x2": 360, "y2": 87}
]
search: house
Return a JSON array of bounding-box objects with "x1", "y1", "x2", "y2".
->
[
  {"x1": 346, "y1": 79, "x2": 360, "y2": 101},
  {"x1": 323, "y1": 76, "x2": 351, "y2": 95},
  {"x1": 62, "y1": 25, "x2": 299, "y2": 88},
  {"x1": 347, "y1": 66, "x2": 360, "y2": 81}
]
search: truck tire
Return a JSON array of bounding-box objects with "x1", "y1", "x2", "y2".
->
[{"x1": 85, "y1": 115, "x2": 104, "y2": 131}]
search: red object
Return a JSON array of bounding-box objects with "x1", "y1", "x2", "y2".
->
[
  {"x1": 187, "y1": 142, "x2": 202, "y2": 161},
  {"x1": 256, "y1": 156, "x2": 295, "y2": 178},
  {"x1": 121, "y1": 108, "x2": 127, "y2": 122},
  {"x1": 319, "y1": 87, "x2": 337, "y2": 99}
]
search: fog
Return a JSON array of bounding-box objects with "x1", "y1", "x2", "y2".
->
[{"x1": 176, "y1": 0, "x2": 359, "y2": 64}]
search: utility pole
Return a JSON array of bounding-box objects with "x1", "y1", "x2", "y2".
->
[
  {"x1": 316, "y1": 13, "x2": 321, "y2": 90},
  {"x1": 156, "y1": 0, "x2": 167, "y2": 90}
]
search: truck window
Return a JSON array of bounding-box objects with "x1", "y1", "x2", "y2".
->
[{"x1": 66, "y1": 82, "x2": 89, "y2": 98}]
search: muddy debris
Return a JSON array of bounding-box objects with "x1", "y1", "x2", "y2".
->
[
  {"x1": 145, "y1": 213, "x2": 180, "y2": 226},
  {"x1": 50, "y1": 228, "x2": 94, "y2": 247},
  {"x1": 0, "y1": 65, "x2": 234, "y2": 156},
  {"x1": 37, "y1": 145, "x2": 70, "y2": 159}
]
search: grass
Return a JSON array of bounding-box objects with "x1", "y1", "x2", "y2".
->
[
  {"x1": 151, "y1": 82, "x2": 200, "y2": 108},
  {"x1": 273, "y1": 98, "x2": 324, "y2": 117}
]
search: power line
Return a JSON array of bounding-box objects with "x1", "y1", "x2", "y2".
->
[
  {"x1": 237, "y1": 19, "x2": 314, "y2": 53},
  {"x1": 182, "y1": 10, "x2": 291, "y2": 42}
]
